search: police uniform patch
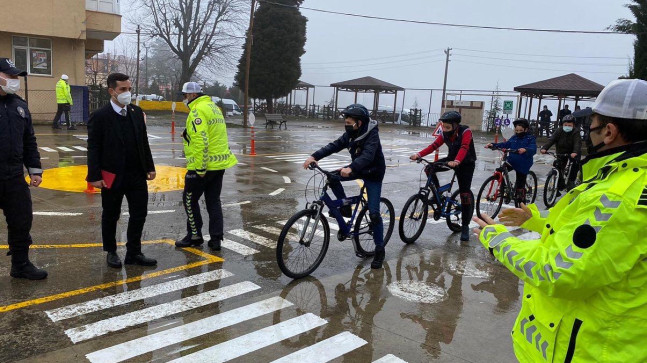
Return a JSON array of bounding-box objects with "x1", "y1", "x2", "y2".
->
[
  {"x1": 17, "y1": 106, "x2": 25, "y2": 118},
  {"x1": 194, "y1": 118, "x2": 202, "y2": 125}
]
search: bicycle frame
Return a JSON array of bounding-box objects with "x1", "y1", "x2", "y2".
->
[
  {"x1": 420, "y1": 161, "x2": 458, "y2": 218},
  {"x1": 309, "y1": 176, "x2": 366, "y2": 239}
]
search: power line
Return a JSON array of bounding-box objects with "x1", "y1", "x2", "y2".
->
[
  {"x1": 302, "y1": 59, "x2": 445, "y2": 75},
  {"x1": 454, "y1": 47, "x2": 628, "y2": 60},
  {"x1": 258, "y1": 0, "x2": 625, "y2": 35},
  {"x1": 301, "y1": 48, "x2": 443, "y2": 65},
  {"x1": 453, "y1": 59, "x2": 623, "y2": 75},
  {"x1": 302, "y1": 55, "x2": 446, "y2": 69},
  {"x1": 452, "y1": 53, "x2": 627, "y2": 67}
]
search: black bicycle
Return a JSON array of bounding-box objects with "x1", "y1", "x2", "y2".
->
[
  {"x1": 476, "y1": 147, "x2": 537, "y2": 219},
  {"x1": 276, "y1": 163, "x2": 395, "y2": 279},
  {"x1": 398, "y1": 158, "x2": 473, "y2": 244},
  {"x1": 543, "y1": 152, "x2": 582, "y2": 207}
]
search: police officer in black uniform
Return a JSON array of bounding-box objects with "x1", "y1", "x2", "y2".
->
[{"x1": 0, "y1": 58, "x2": 47, "y2": 280}]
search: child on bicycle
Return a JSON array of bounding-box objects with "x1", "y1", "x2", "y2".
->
[
  {"x1": 485, "y1": 118, "x2": 537, "y2": 206},
  {"x1": 303, "y1": 104, "x2": 387, "y2": 269},
  {"x1": 409, "y1": 111, "x2": 477, "y2": 241},
  {"x1": 539, "y1": 114, "x2": 581, "y2": 193}
]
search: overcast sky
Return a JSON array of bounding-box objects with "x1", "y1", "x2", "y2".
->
[{"x1": 117, "y1": 0, "x2": 635, "y2": 115}]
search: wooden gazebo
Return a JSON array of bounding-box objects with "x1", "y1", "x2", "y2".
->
[
  {"x1": 330, "y1": 76, "x2": 404, "y2": 120},
  {"x1": 514, "y1": 73, "x2": 604, "y2": 120},
  {"x1": 287, "y1": 80, "x2": 315, "y2": 117}
]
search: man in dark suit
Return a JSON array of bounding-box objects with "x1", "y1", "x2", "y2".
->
[{"x1": 87, "y1": 73, "x2": 157, "y2": 268}]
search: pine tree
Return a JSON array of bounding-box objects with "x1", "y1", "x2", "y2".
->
[
  {"x1": 235, "y1": 0, "x2": 307, "y2": 112},
  {"x1": 609, "y1": 1, "x2": 647, "y2": 80}
]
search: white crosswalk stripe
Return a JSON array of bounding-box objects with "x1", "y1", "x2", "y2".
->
[
  {"x1": 57, "y1": 146, "x2": 74, "y2": 152},
  {"x1": 39, "y1": 147, "x2": 56, "y2": 152},
  {"x1": 73, "y1": 146, "x2": 87, "y2": 151},
  {"x1": 373, "y1": 354, "x2": 409, "y2": 363},
  {"x1": 167, "y1": 313, "x2": 328, "y2": 363},
  {"x1": 221, "y1": 238, "x2": 260, "y2": 255},
  {"x1": 65, "y1": 281, "x2": 260, "y2": 343},
  {"x1": 228, "y1": 229, "x2": 277, "y2": 248},
  {"x1": 271, "y1": 331, "x2": 367, "y2": 363},
  {"x1": 85, "y1": 296, "x2": 293, "y2": 363},
  {"x1": 46, "y1": 269, "x2": 233, "y2": 321}
]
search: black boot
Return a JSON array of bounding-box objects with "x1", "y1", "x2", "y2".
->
[
  {"x1": 175, "y1": 234, "x2": 204, "y2": 247},
  {"x1": 106, "y1": 252, "x2": 122, "y2": 268},
  {"x1": 460, "y1": 225, "x2": 470, "y2": 241},
  {"x1": 208, "y1": 236, "x2": 222, "y2": 251},
  {"x1": 124, "y1": 253, "x2": 157, "y2": 266},
  {"x1": 516, "y1": 188, "x2": 527, "y2": 207},
  {"x1": 11, "y1": 260, "x2": 48, "y2": 280},
  {"x1": 460, "y1": 193, "x2": 473, "y2": 242},
  {"x1": 371, "y1": 248, "x2": 385, "y2": 269}
]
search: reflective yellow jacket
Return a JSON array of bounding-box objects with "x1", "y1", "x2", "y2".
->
[
  {"x1": 183, "y1": 95, "x2": 237, "y2": 174},
  {"x1": 479, "y1": 143, "x2": 647, "y2": 362},
  {"x1": 55, "y1": 79, "x2": 72, "y2": 105}
]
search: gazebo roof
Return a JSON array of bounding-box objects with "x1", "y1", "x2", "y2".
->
[
  {"x1": 330, "y1": 76, "x2": 404, "y2": 93},
  {"x1": 514, "y1": 73, "x2": 604, "y2": 98},
  {"x1": 295, "y1": 80, "x2": 314, "y2": 89}
]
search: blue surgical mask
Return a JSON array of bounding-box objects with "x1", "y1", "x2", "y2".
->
[{"x1": 563, "y1": 126, "x2": 573, "y2": 133}]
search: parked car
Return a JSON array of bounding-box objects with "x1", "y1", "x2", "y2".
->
[{"x1": 211, "y1": 97, "x2": 242, "y2": 116}]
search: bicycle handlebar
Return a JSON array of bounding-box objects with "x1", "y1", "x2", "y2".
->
[
  {"x1": 415, "y1": 158, "x2": 452, "y2": 168},
  {"x1": 544, "y1": 151, "x2": 576, "y2": 158},
  {"x1": 486, "y1": 146, "x2": 520, "y2": 154},
  {"x1": 308, "y1": 162, "x2": 345, "y2": 180}
]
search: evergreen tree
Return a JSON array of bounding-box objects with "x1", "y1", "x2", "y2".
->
[
  {"x1": 235, "y1": 0, "x2": 307, "y2": 112},
  {"x1": 609, "y1": 1, "x2": 647, "y2": 80}
]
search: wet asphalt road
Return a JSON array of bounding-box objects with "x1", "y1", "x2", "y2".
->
[{"x1": 0, "y1": 117, "x2": 556, "y2": 362}]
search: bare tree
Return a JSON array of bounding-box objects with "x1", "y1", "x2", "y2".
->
[{"x1": 133, "y1": 0, "x2": 246, "y2": 95}]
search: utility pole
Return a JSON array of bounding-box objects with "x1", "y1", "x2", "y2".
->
[
  {"x1": 135, "y1": 25, "x2": 141, "y2": 98},
  {"x1": 440, "y1": 47, "x2": 452, "y2": 114},
  {"x1": 243, "y1": 0, "x2": 256, "y2": 128},
  {"x1": 144, "y1": 43, "x2": 150, "y2": 93}
]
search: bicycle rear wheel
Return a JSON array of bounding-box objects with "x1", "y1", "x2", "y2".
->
[
  {"x1": 277, "y1": 209, "x2": 330, "y2": 279},
  {"x1": 518, "y1": 171, "x2": 538, "y2": 207},
  {"x1": 353, "y1": 197, "x2": 395, "y2": 256},
  {"x1": 477, "y1": 175, "x2": 504, "y2": 219},
  {"x1": 543, "y1": 170, "x2": 559, "y2": 208},
  {"x1": 398, "y1": 194, "x2": 428, "y2": 244}
]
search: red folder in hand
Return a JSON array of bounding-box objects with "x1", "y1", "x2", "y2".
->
[{"x1": 101, "y1": 170, "x2": 116, "y2": 189}]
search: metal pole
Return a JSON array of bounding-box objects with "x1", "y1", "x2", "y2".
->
[
  {"x1": 144, "y1": 44, "x2": 149, "y2": 92},
  {"x1": 306, "y1": 87, "x2": 309, "y2": 118},
  {"x1": 135, "y1": 25, "x2": 140, "y2": 98},
  {"x1": 400, "y1": 89, "x2": 406, "y2": 117},
  {"x1": 392, "y1": 91, "x2": 397, "y2": 122},
  {"x1": 243, "y1": 0, "x2": 256, "y2": 128},
  {"x1": 427, "y1": 89, "x2": 433, "y2": 126},
  {"x1": 440, "y1": 47, "x2": 452, "y2": 113}
]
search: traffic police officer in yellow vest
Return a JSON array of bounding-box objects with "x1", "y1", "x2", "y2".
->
[
  {"x1": 52, "y1": 74, "x2": 75, "y2": 130},
  {"x1": 175, "y1": 82, "x2": 237, "y2": 250},
  {"x1": 473, "y1": 79, "x2": 647, "y2": 362}
]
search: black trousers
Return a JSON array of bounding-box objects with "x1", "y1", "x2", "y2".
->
[
  {"x1": 428, "y1": 158, "x2": 475, "y2": 226},
  {"x1": 538, "y1": 122, "x2": 551, "y2": 137},
  {"x1": 52, "y1": 103, "x2": 72, "y2": 127},
  {"x1": 0, "y1": 176, "x2": 33, "y2": 262},
  {"x1": 101, "y1": 174, "x2": 148, "y2": 254},
  {"x1": 183, "y1": 170, "x2": 225, "y2": 240}
]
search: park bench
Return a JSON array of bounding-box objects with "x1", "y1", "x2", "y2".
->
[{"x1": 265, "y1": 113, "x2": 287, "y2": 129}]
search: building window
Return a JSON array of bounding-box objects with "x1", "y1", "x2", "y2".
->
[{"x1": 12, "y1": 36, "x2": 52, "y2": 76}]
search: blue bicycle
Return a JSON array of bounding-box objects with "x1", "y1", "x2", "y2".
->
[
  {"x1": 277, "y1": 163, "x2": 395, "y2": 279},
  {"x1": 398, "y1": 158, "x2": 474, "y2": 244}
]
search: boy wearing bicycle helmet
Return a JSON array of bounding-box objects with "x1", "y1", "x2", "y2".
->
[
  {"x1": 409, "y1": 111, "x2": 477, "y2": 241},
  {"x1": 540, "y1": 115, "x2": 581, "y2": 192},
  {"x1": 303, "y1": 104, "x2": 387, "y2": 269},
  {"x1": 486, "y1": 118, "x2": 537, "y2": 205}
]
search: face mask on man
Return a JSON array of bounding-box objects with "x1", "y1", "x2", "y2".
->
[
  {"x1": 0, "y1": 76, "x2": 20, "y2": 94},
  {"x1": 587, "y1": 124, "x2": 606, "y2": 154},
  {"x1": 345, "y1": 123, "x2": 357, "y2": 136},
  {"x1": 115, "y1": 91, "x2": 131, "y2": 106},
  {"x1": 563, "y1": 126, "x2": 573, "y2": 133},
  {"x1": 516, "y1": 131, "x2": 526, "y2": 138}
]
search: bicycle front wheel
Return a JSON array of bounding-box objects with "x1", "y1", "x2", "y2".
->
[
  {"x1": 353, "y1": 197, "x2": 395, "y2": 256},
  {"x1": 277, "y1": 209, "x2": 330, "y2": 279},
  {"x1": 477, "y1": 175, "x2": 504, "y2": 219},
  {"x1": 398, "y1": 194, "x2": 428, "y2": 244},
  {"x1": 543, "y1": 170, "x2": 559, "y2": 208}
]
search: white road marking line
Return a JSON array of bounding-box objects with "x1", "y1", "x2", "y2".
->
[
  {"x1": 278, "y1": 219, "x2": 342, "y2": 232},
  {"x1": 57, "y1": 146, "x2": 74, "y2": 152},
  {"x1": 221, "y1": 238, "x2": 260, "y2": 256},
  {"x1": 283, "y1": 176, "x2": 291, "y2": 184},
  {"x1": 275, "y1": 156, "x2": 309, "y2": 162},
  {"x1": 71, "y1": 155, "x2": 87, "y2": 158},
  {"x1": 122, "y1": 209, "x2": 175, "y2": 216},
  {"x1": 39, "y1": 147, "x2": 56, "y2": 152},
  {"x1": 167, "y1": 313, "x2": 328, "y2": 363},
  {"x1": 267, "y1": 154, "x2": 310, "y2": 159},
  {"x1": 33, "y1": 212, "x2": 83, "y2": 216},
  {"x1": 85, "y1": 297, "x2": 293, "y2": 363},
  {"x1": 66, "y1": 281, "x2": 260, "y2": 343},
  {"x1": 228, "y1": 229, "x2": 276, "y2": 248},
  {"x1": 261, "y1": 167, "x2": 278, "y2": 173},
  {"x1": 73, "y1": 134, "x2": 88, "y2": 141},
  {"x1": 373, "y1": 354, "x2": 409, "y2": 363},
  {"x1": 269, "y1": 188, "x2": 285, "y2": 196},
  {"x1": 73, "y1": 146, "x2": 87, "y2": 151},
  {"x1": 237, "y1": 162, "x2": 247, "y2": 166},
  {"x1": 222, "y1": 201, "x2": 251, "y2": 207},
  {"x1": 147, "y1": 134, "x2": 161, "y2": 139},
  {"x1": 271, "y1": 331, "x2": 367, "y2": 363},
  {"x1": 46, "y1": 269, "x2": 233, "y2": 322},
  {"x1": 253, "y1": 225, "x2": 285, "y2": 236}
]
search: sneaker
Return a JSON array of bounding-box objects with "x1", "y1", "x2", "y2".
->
[
  {"x1": 371, "y1": 249, "x2": 385, "y2": 269},
  {"x1": 460, "y1": 225, "x2": 470, "y2": 241},
  {"x1": 10, "y1": 260, "x2": 48, "y2": 280},
  {"x1": 124, "y1": 253, "x2": 157, "y2": 266},
  {"x1": 175, "y1": 235, "x2": 204, "y2": 247},
  {"x1": 106, "y1": 252, "x2": 122, "y2": 268}
]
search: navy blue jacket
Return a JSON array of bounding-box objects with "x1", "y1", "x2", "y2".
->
[
  {"x1": 492, "y1": 133, "x2": 537, "y2": 174},
  {"x1": 0, "y1": 94, "x2": 41, "y2": 180},
  {"x1": 312, "y1": 120, "x2": 386, "y2": 181}
]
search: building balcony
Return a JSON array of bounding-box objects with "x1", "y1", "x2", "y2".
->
[{"x1": 86, "y1": 0, "x2": 121, "y2": 43}]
